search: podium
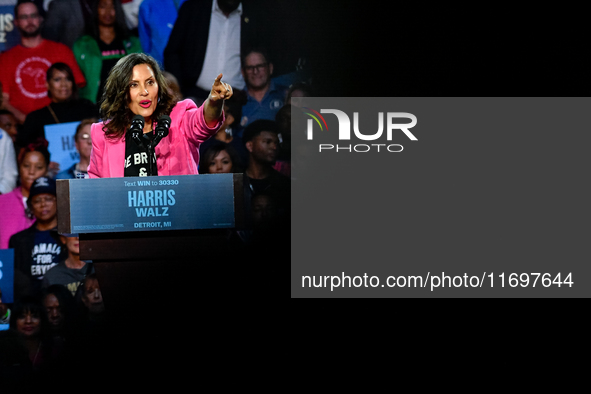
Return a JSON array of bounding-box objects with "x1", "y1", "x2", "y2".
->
[{"x1": 56, "y1": 174, "x2": 245, "y2": 321}]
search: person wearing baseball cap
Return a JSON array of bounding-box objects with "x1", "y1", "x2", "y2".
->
[{"x1": 9, "y1": 176, "x2": 67, "y2": 300}]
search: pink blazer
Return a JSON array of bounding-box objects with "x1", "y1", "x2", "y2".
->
[{"x1": 88, "y1": 100, "x2": 223, "y2": 178}]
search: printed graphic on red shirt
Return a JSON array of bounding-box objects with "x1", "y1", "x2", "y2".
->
[
  {"x1": 15, "y1": 56, "x2": 51, "y2": 99},
  {"x1": 0, "y1": 40, "x2": 86, "y2": 115}
]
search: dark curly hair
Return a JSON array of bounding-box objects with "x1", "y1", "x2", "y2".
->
[{"x1": 99, "y1": 53, "x2": 178, "y2": 140}]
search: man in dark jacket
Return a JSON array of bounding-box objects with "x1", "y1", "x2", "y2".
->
[{"x1": 163, "y1": 0, "x2": 264, "y2": 101}]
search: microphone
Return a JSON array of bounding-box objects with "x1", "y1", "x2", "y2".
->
[
  {"x1": 152, "y1": 115, "x2": 171, "y2": 147},
  {"x1": 130, "y1": 114, "x2": 147, "y2": 150}
]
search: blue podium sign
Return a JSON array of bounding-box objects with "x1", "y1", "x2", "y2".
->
[
  {"x1": 0, "y1": 248, "x2": 14, "y2": 304},
  {"x1": 57, "y1": 174, "x2": 237, "y2": 234}
]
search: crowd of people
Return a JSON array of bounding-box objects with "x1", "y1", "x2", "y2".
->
[{"x1": 0, "y1": 0, "x2": 307, "y2": 385}]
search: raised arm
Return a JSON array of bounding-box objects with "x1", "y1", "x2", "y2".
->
[{"x1": 202, "y1": 73, "x2": 233, "y2": 128}]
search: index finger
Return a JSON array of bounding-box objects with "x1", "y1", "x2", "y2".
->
[{"x1": 214, "y1": 73, "x2": 223, "y2": 84}]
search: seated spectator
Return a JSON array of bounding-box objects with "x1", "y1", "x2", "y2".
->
[
  {"x1": 73, "y1": 0, "x2": 142, "y2": 103},
  {"x1": 138, "y1": 0, "x2": 187, "y2": 68},
  {"x1": 0, "y1": 110, "x2": 19, "y2": 145},
  {"x1": 273, "y1": 104, "x2": 291, "y2": 177},
  {"x1": 10, "y1": 176, "x2": 68, "y2": 300},
  {"x1": 0, "y1": 0, "x2": 86, "y2": 124},
  {"x1": 250, "y1": 190, "x2": 281, "y2": 234},
  {"x1": 199, "y1": 141, "x2": 244, "y2": 174},
  {"x1": 242, "y1": 119, "x2": 290, "y2": 227},
  {"x1": 17, "y1": 63, "x2": 98, "y2": 151},
  {"x1": 0, "y1": 139, "x2": 49, "y2": 250},
  {"x1": 42, "y1": 234, "x2": 94, "y2": 295},
  {"x1": 199, "y1": 97, "x2": 249, "y2": 166},
  {"x1": 40, "y1": 284, "x2": 82, "y2": 354},
  {"x1": 285, "y1": 81, "x2": 313, "y2": 106},
  {"x1": 9, "y1": 296, "x2": 50, "y2": 372},
  {"x1": 0, "y1": 328, "x2": 37, "y2": 392},
  {"x1": 56, "y1": 118, "x2": 97, "y2": 179},
  {"x1": 42, "y1": 0, "x2": 94, "y2": 48},
  {"x1": 163, "y1": 71, "x2": 183, "y2": 101},
  {"x1": 239, "y1": 48, "x2": 288, "y2": 136},
  {"x1": 75, "y1": 273, "x2": 107, "y2": 340}
]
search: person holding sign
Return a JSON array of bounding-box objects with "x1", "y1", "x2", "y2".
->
[
  {"x1": 55, "y1": 118, "x2": 97, "y2": 179},
  {"x1": 88, "y1": 52, "x2": 233, "y2": 178}
]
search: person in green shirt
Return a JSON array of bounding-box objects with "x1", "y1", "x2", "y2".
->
[{"x1": 73, "y1": 0, "x2": 142, "y2": 103}]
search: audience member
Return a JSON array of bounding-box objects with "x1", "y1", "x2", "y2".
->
[
  {"x1": 55, "y1": 118, "x2": 97, "y2": 179},
  {"x1": 163, "y1": 70, "x2": 183, "y2": 101},
  {"x1": 42, "y1": 233, "x2": 94, "y2": 295},
  {"x1": 40, "y1": 284, "x2": 82, "y2": 353},
  {"x1": 76, "y1": 273, "x2": 107, "y2": 338},
  {"x1": 164, "y1": 0, "x2": 266, "y2": 101},
  {"x1": 285, "y1": 81, "x2": 313, "y2": 106},
  {"x1": 0, "y1": 139, "x2": 49, "y2": 249},
  {"x1": 73, "y1": 0, "x2": 142, "y2": 103},
  {"x1": 0, "y1": 327, "x2": 38, "y2": 392},
  {"x1": 138, "y1": 0, "x2": 187, "y2": 67},
  {"x1": 17, "y1": 62, "x2": 98, "y2": 150},
  {"x1": 9, "y1": 296, "x2": 50, "y2": 372},
  {"x1": 239, "y1": 47, "x2": 288, "y2": 135},
  {"x1": 251, "y1": 190, "x2": 280, "y2": 231},
  {"x1": 0, "y1": 127, "x2": 18, "y2": 194},
  {"x1": 273, "y1": 104, "x2": 291, "y2": 177},
  {"x1": 0, "y1": 0, "x2": 86, "y2": 124},
  {"x1": 10, "y1": 176, "x2": 67, "y2": 300},
  {"x1": 42, "y1": 0, "x2": 94, "y2": 48},
  {"x1": 0, "y1": 110, "x2": 19, "y2": 144},
  {"x1": 199, "y1": 96, "x2": 248, "y2": 165},
  {"x1": 242, "y1": 119, "x2": 290, "y2": 227},
  {"x1": 199, "y1": 140, "x2": 243, "y2": 174}
]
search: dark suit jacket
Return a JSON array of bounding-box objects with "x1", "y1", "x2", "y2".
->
[{"x1": 163, "y1": 0, "x2": 265, "y2": 99}]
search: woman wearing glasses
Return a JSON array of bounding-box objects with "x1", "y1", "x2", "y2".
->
[
  {"x1": 9, "y1": 176, "x2": 68, "y2": 300},
  {"x1": 56, "y1": 118, "x2": 97, "y2": 179}
]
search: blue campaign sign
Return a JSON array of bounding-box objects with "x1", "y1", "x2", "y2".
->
[
  {"x1": 45, "y1": 121, "x2": 81, "y2": 172},
  {"x1": 0, "y1": 248, "x2": 14, "y2": 304},
  {"x1": 60, "y1": 174, "x2": 237, "y2": 234},
  {"x1": 0, "y1": 1, "x2": 19, "y2": 53}
]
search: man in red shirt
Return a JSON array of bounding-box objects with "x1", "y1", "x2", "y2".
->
[{"x1": 0, "y1": 0, "x2": 86, "y2": 124}]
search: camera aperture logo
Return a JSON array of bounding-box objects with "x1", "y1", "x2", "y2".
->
[{"x1": 302, "y1": 106, "x2": 417, "y2": 153}]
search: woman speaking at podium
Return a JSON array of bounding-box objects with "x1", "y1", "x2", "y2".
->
[{"x1": 88, "y1": 53, "x2": 233, "y2": 178}]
